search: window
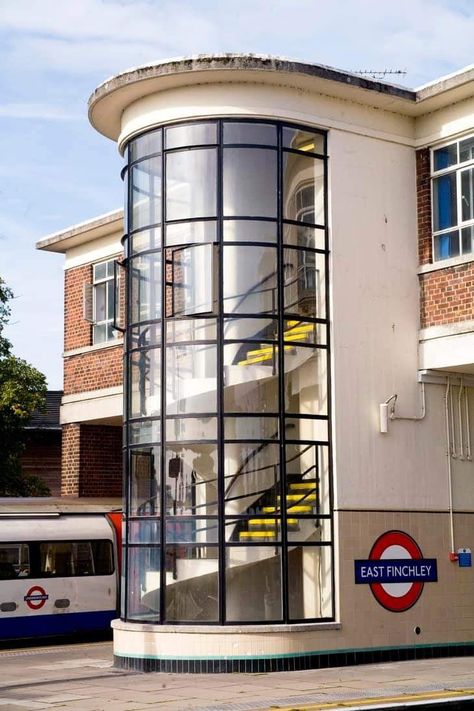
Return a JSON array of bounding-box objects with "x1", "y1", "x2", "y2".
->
[
  {"x1": 432, "y1": 135, "x2": 474, "y2": 261},
  {"x1": 84, "y1": 260, "x2": 120, "y2": 344},
  {"x1": 0, "y1": 541, "x2": 114, "y2": 578}
]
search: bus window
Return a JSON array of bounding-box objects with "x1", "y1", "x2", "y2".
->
[
  {"x1": 39, "y1": 541, "x2": 114, "y2": 577},
  {"x1": 0, "y1": 544, "x2": 30, "y2": 579}
]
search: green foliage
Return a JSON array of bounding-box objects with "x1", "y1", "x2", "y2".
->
[{"x1": 0, "y1": 278, "x2": 49, "y2": 496}]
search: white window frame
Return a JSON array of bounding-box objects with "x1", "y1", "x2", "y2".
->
[
  {"x1": 92, "y1": 259, "x2": 119, "y2": 345},
  {"x1": 431, "y1": 134, "x2": 474, "y2": 263}
]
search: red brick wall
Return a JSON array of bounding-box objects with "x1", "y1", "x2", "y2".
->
[
  {"x1": 21, "y1": 432, "x2": 62, "y2": 496},
  {"x1": 64, "y1": 265, "x2": 93, "y2": 351},
  {"x1": 62, "y1": 423, "x2": 122, "y2": 497},
  {"x1": 64, "y1": 347, "x2": 123, "y2": 395},
  {"x1": 420, "y1": 263, "x2": 474, "y2": 328},
  {"x1": 417, "y1": 148, "x2": 432, "y2": 266}
]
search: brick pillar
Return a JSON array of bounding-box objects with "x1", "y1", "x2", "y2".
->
[
  {"x1": 417, "y1": 148, "x2": 431, "y2": 266},
  {"x1": 61, "y1": 423, "x2": 122, "y2": 497}
]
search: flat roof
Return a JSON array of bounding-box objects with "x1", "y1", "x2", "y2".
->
[{"x1": 36, "y1": 208, "x2": 123, "y2": 253}]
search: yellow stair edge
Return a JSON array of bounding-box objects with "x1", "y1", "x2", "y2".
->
[
  {"x1": 278, "y1": 493, "x2": 317, "y2": 503},
  {"x1": 239, "y1": 531, "x2": 277, "y2": 540},
  {"x1": 262, "y1": 505, "x2": 312, "y2": 514},
  {"x1": 289, "y1": 482, "x2": 317, "y2": 491},
  {"x1": 248, "y1": 518, "x2": 298, "y2": 527}
]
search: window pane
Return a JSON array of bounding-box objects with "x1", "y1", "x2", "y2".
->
[
  {"x1": 433, "y1": 230, "x2": 460, "y2": 260},
  {"x1": 131, "y1": 158, "x2": 162, "y2": 230},
  {"x1": 283, "y1": 127, "x2": 325, "y2": 155},
  {"x1": 129, "y1": 128, "x2": 162, "y2": 162},
  {"x1": 130, "y1": 322, "x2": 161, "y2": 350},
  {"x1": 226, "y1": 517, "x2": 281, "y2": 543},
  {"x1": 285, "y1": 417, "x2": 329, "y2": 442},
  {"x1": 223, "y1": 122, "x2": 277, "y2": 145},
  {"x1": 166, "y1": 417, "x2": 217, "y2": 441},
  {"x1": 223, "y1": 343, "x2": 279, "y2": 412},
  {"x1": 165, "y1": 545, "x2": 218, "y2": 622},
  {"x1": 223, "y1": 219, "x2": 277, "y2": 243},
  {"x1": 433, "y1": 173, "x2": 457, "y2": 231},
  {"x1": 460, "y1": 136, "x2": 474, "y2": 164},
  {"x1": 166, "y1": 518, "x2": 218, "y2": 544},
  {"x1": 166, "y1": 220, "x2": 217, "y2": 247},
  {"x1": 129, "y1": 419, "x2": 160, "y2": 445},
  {"x1": 286, "y1": 443, "x2": 330, "y2": 515},
  {"x1": 95, "y1": 283, "x2": 106, "y2": 322},
  {"x1": 283, "y1": 153, "x2": 325, "y2": 225},
  {"x1": 39, "y1": 542, "x2": 112, "y2": 577},
  {"x1": 130, "y1": 253, "x2": 161, "y2": 323},
  {"x1": 223, "y1": 245, "x2": 277, "y2": 315},
  {"x1": 107, "y1": 280, "x2": 114, "y2": 320},
  {"x1": 284, "y1": 249, "x2": 326, "y2": 319},
  {"x1": 165, "y1": 445, "x2": 218, "y2": 517},
  {"x1": 130, "y1": 447, "x2": 160, "y2": 516},
  {"x1": 226, "y1": 546, "x2": 282, "y2": 622},
  {"x1": 127, "y1": 545, "x2": 161, "y2": 621},
  {"x1": 284, "y1": 347, "x2": 328, "y2": 416},
  {"x1": 283, "y1": 223, "x2": 325, "y2": 250},
  {"x1": 224, "y1": 417, "x2": 278, "y2": 440},
  {"x1": 288, "y1": 545, "x2": 332, "y2": 619},
  {"x1": 0, "y1": 543, "x2": 29, "y2": 578},
  {"x1": 93, "y1": 262, "x2": 107, "y2": 281},
  {"x1": 165, "y1": 244, "x2": 216, "y2": 317},
  {"x1": 284, "y1": 319, "x2": 325, "y2": 346},
  {"x1": 462, "y1": 225, "x2": 474, "y2": 255},
  {"x1": 223, "y1": 317, "x2": 277, "y2": 342},
  {"x1": 223, "y1": 148, "x2": 277, "y2": 218},
  {"x1": 131, "y1": 228, "x2": 161, "y2": 254},
  {"x1": 129, "y1": 519, "x2": 161, "y2": 544},
  {"x1": 166, "y1": 318, "x2": 217, "y2": 343},
  {"x1": 461, "y1": 167, "x2": 474, "y2": 222},
  {"x1": 130, "y1": 348, "x2": 160, "y2": 418},
  {"x1": 166, "y1": 148, "x2": 217, "y2": 221},
  {"x1": 286, "y1": 517, "x2": 331, "y2": 544},
  {"x1": 166, "y1": 344, "x2": 217, "y2": 414},
  {"x1": 224, "y1": 442, "x2": 280, "y2": 515},
  {"x1": 165, "y1": 123, "x2": 217, "y2": 149},
  {"x1": 93, "y1": 323, "x2": 106, "y2": 344},
  {"x1": 433, "y1": 143, "x2": 457, "y2": 170}
]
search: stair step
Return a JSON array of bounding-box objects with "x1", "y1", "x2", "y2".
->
[
  {"x1": 248, "y1": 518, "x2": 299, "y2": 529},
  {"x1": 239, "y1": 530, "x2": 277, "y2": 541},
  {"x1": 278, "y1": 493, "x2": 317, "y2": 503},
  {"x1": 289, "y1": 482, "x2": 317, "y2": 491},
  {"x1": 262, "y1": 505, "x2": 312, "y2": 514},
  {"x1": 238, "y1": 344, "x2": 294, "y2": 366}
]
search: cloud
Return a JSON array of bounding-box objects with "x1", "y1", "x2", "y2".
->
[{"x1": 0, "y1": 103, "x2": 80, "y2": 120}]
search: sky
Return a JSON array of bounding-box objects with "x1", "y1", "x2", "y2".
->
[{"x1": 1, "y1": 0, "x2": 473, "y2": 389}]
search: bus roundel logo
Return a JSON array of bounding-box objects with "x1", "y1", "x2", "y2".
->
[
  {"x1": 24, "y1": 585, "x2": 49, "y2": 610},
  {"x1": 354, "y1": 530, "x2": 438, "y2": 613}
]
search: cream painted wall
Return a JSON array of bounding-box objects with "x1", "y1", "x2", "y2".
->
[
  {"x1": 65, "y1": 230, "x2": 123, "y2": 270},
  {"x1": 415, "y1": 95, "x2": 474, "y2": 147}
]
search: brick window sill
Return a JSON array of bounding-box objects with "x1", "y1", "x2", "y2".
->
[{"x1": 418, "y1": 254, "x2": 474, "y2": 275}]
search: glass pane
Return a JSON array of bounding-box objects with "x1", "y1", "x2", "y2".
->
[
  {"x1": 288, "y1": 545, "x2": 332, "y2": 619},
  {"x1": 164, "y1": 444, "x2": 218, "y2": 516},
  {"x1": 283, "y1": 223, "x2": 325, "y2": 250},
  {"x1": 224, "y1": 442, "x2": 280, "y2": 516},
  {"x1": 286, "y1": 442, "x2": 331, "y2": 514},
  {"x1": 223, "y1": 219, "x2": 277, "y2": 243},
  {"x1": 284, "y1": 249, "x2": 326, "y2": 319},
  {"x1": 223, "y1": 122, "x2": 277, "y2": 145},
  {"x1": 433, "y1": 143, "x2": 457, "y2": 170},
  {"x1": 226, "y1": 547, "x2": 282, "y2": 622},
  {"x1": 223, "y1": 343, "x2": 279, "y2": 412},
  {"x1": 93, "y1": 262, "x2": 107, "y2": 281},
  {"x1": 224, "y1": 417, "x2": 278, "y2": 440},
  {"x1": 166, "y1": 417, "x2": 217, "y2": 441},
  {"x1": 462, "y1": 225, "x2": 474, "y2": 255},
  {"x1": 129, "y1": 128, "x2": 162, "y2": 162},
  {"x1": 130, "y1": 323, "x2": 161, "y2": 350},
  {"x1": 166, "y1": 518, "x2": 218, "y2": 544},
  {"x1": 284, "y1": 319, "x2": 325, "y2": 346},
  {"x1": 131, "y1": 228, "x2": 161, "y2": 254},
  {"x1": 129, "y1": 519, "x2": 161, "y2": 544},
  {"x1": 284, "y1": 347, "x2": 328, "y2": 416},
  {"x1": 433, "y1": 230, "x2": 460, "y2": 261},
  {"x1": 461, "y1": 167, "x2": 474, "y2": 222},
  {"x1": 166, "y1": 148, "x2": 217, "y2": 221},
  {"x1": 130, "y1": 253, "x2": 161, "y2": 323},
  {"x1": 433, "y1": 173, "x2": 457, "y2": 231},
  {"x1": 166, "y1": 344, "x2": 217, "y2": 414},
  {"x1": 165, "y1": 244, "x2": 216, "y2": 317},
  {"x1": 130, "y1": 348, "x2": 161, "y2": 418},
  {"x1": 0, "y1": 543, "x2": 29, "y2": 578},
  {"x1": 165, "y1": 123, "x2": 217, "y2": 149},
  {"x1": 166, "y1": 220, "x2": 217, "y2": 247},
  {"x1": 165, "y1": 545, "x2": 218, "y2": 622},
  {"x1": 283, "y1": 127, "x2": 325, "y2": 155},
  {"x1": 130, "y1": 446, "x2": 160, "y2": 516},
  {"x1": 225, "y1": 517, "x2": 281, "y2": 543},
  {"x1": 93, "y1": 323, "x2": 106, "y2": 344},
  {"x1": 223, "y1": 148, "x2": 277, "y2": 218},
  {"x1": 131, "y1": 158, "x2": 162, "y2": 230},
  {"x1": 460, "y1": 136, "x2": 474, "y2": 163},
  {"x1": 223, "y1": 317, "x2": 277, "y2": 341},
  {"x1": 285, "y1": 417, "x2": 329, "y2": 442},
  {"x1": 166, "y1": 318, "x2": 217, "y2": 343},
  {"x1": 127, "y1": 546, "x2": 160, "y2": 621},
  {"x1": 287, "y1": 517, "x2": 331, "y2": 544},
  {"x1": 223, "y1": 245, "x2": 277, "y2": 315},
  {"x1": 95, "y1": 283, "x2": 106, "y2": 322},
  {"x1": 107, "y1": 280, "x2": 114, "y2": 320},
  {"x1": 283, "y1": 153, "x2": 325, "y2": 225},
  {"x1": 129, "y1": 419, "x2": 160, "y2": 445}
]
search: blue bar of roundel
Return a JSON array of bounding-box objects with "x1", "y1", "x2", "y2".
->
[{"x1": 354, "y1": 559, "x2": 437, "y2": 584}]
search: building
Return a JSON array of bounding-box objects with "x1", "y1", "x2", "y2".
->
[
  {"x1": 37, "y1": 55, "x2": 474, "y2": 672},
  {"x1": 21, "y1": 390, "x2": 62, "y2": 496}
]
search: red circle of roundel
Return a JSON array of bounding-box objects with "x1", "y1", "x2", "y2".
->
[
  {"x1": 25, "y1": 585, "x2": 48, "y2": 610},
  {"x1": 369, "y1": 530, "x2": 424, "y2": 613}
]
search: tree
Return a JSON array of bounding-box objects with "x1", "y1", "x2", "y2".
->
[{"x1": 0, "y1": 278, "x2": 49, "y2": 495}]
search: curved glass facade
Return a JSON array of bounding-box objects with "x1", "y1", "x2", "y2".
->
[{"x1": 122, "y1": 119, "x2": 332, "y2": 624}]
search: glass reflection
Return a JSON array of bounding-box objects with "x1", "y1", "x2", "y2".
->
[
  {"x1": 223, "y1": 245, "x2": 277, "y2": 315},
  {"x1": 130, "y1": 253, "x2": 161, "y2": 324},
  {"x1": 131, "y1": 158, "x2": 161, "y2": 230},
  {"x1": 166, "y1": 148, "x2": 217, "y2": 221},
  {"x1": 223, "y1": 220, "x2": 277, "y2": 243},
  {"x1": 226, "y1": 547, "x2": 282, "y2": 622},
  {"x1": 130, "y1": 446, "x2": 160, "y2": 515},
  {"x1": 283, "y1": 249, "x2": 326, "y2": 319},
  {"x1": 127, "y1": 546, "x2": 161, "y2": 621},
  {"x1": 165, "y1": 545, "x2": 218, "y2": 621},
  {"x1": 224, "y1": 442, "x2": 280, "y2": 515},
  {"x1": 129, "y1": 128, "x2": 161, "y2": 162},
  {"x1": 284, "y1": 346, "x2": 327, "y2": 416},
  {"x1": 129, "y1": 419, "x2": 160, "y2": 445},
  {"x1": 223, "y1": 343, "x2": 279, "y2": 412},
  {"x1": 283, "y1": 153, "x2": 325, "y2": 225},
  {"x1": 165, "y1": 122, "x2": 217, "y2": 149},
  {"x1": 288, "y1": 545, "x2": 332, "y2": 619},
  {"x1": 130, "y1": 348, "x2": 160, "y2": 418},
  {"x1": 283, "y1": 127, "x2": 325, "y2": 155},
  {"x1": 166, "y1": 344, "x2": 217, "y2": 414},
  {"x1": 223, "y1": 148, "x2": 277, "y2": 217},
  {"x1": 223, "y1": 122, "x2": 277, "y2": 145},
  {"x1": 164, "y1": 444, "x2": 218, "y2": 516}
]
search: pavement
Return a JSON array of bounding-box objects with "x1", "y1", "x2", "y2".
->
[{"x1": 0, "y1": 641, "x2": 472, "y2": 710}]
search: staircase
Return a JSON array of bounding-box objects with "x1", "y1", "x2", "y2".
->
[{"x1": 237, "y1": 321, "x2": 315, "y2": 366}]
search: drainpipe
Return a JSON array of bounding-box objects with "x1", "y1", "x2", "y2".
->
[{"x1": 445, "y1": 380, "x2": 457, "y2": 561}]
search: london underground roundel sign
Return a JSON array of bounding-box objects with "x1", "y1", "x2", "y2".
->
[
  {"x1": 354, "y1": 531, "x2": 437, "y2": 612},
  {"x1": 24, "y1": 585, "x2": 49, "y2": 610}
]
